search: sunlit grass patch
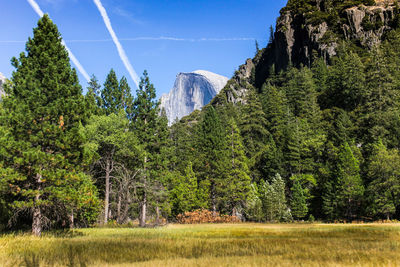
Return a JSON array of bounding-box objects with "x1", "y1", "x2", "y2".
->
[{"x1": 0, "y1": 223, "x2": 399, "y2": 266}]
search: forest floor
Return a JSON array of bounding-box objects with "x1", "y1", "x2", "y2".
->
[{"x1": 0, "y1": 223, "x2": 399, "y2": 266}]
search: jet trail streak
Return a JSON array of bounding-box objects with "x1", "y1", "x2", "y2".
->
[{"x1": 93, "y1": 0, "x2": 140, "y2": 88}]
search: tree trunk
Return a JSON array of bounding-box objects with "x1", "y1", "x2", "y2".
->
[
  {"x1": 155, "y1": 206, "x2": 160, "y2": 226},
  {"x1": 117, "y1": 193, "x2": 121, "y2": 224},
  {"x1": 139, "y1": 192, "x2": 147, "y2": 227},
  {"x1": 32, "y1": 205, "x2": 42, "y2": 236},
  {"x1": 32, "y1": 174, "x2": 42, "y2": 236},
  {"x1": 140, "y1": 152, "x2": 148, "y2": 227},
  {"x1": 211, "y1": 182, "x2": 216, "y2": 216},
  {"x1": 104, "y1": 158, "x2": 111, "y2": 224},
  {"x1": 69, "y1": 210, "x2": 74, "y2": 229}
]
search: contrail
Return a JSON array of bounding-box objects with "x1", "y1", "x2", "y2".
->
[
  {"x1": 26, "y1": 0, "x2": 91, "y2": 82},
  {"x1": 93, "y1": 0, "x2": 139, "y2": 88}
]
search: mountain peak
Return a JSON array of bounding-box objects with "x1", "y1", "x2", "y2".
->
[{"x1": 160, "y1": 71, "x2": 228, "y2": 125}]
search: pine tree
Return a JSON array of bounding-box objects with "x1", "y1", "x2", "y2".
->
[
  {"x1": 119, "y1": 76, "x2": 134, "y2": 118},
  {"x1": 361, "y1": 48, "x2": 400, "y2": 145},
  {"x1": 259, "y1": 174, "x2": 291, "y2": 222},
  {"x1": 324, "y1": 49, "x2": 366, "y2": 111},
  {"x1": 290, "y1": 179, "x2": 308, "y2": 220},
  {"x1": 244, "y1": 183, "x2": 264, "y2": 222},
  {"x1": 196, "y1": 106, "x2": 227, "y2": 213},
  {"x1": 86, "y1": 75, "x2": 102, "y2": 116},
  {"x1": 253, "y1": 135, "x2": 283, "y2": 182},
  {"x1": 271, "y1": 174, "x2": 291, "y2": 221},
  {"x1": 0, "y1": 15, "x2": 99, "y2": 235},
  {"x1": 261, "y1": 82, "x2": 288, "y2": 146},
  {"x1": 366, "y1": 141, "x2": 400, "y2": 220},
  {"x1": 170, "y1": 162, "x2": 201, "y2": 216},
  {"x1": 131, "y1": 70, "x2": 162, "y2": 227},
  {"x1": 239, "y1": 90, "x2": 270, "y2": 181},
  {"x1": 284, "y1": 66, "x2": 322, "y2": 125},
  {"x1": 101, "y1": 69, "x2": 120, "y2": 114},
  {"x1": 336, "y1": 142, "x2": 364, "y2": 220},
  {"x1": 220, "y1": 119, "x2": 251, "y2": 215},
  {"x1": 240, "y1": 90, "x2": 270, "y2": 158}
]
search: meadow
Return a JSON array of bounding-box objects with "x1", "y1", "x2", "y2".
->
[{"x1": 0, "y1": 223, "x2": 399, "y2": 266}]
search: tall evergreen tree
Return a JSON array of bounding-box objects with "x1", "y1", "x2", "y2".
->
[
  {"x1": 290, "y1": 179, "x2": 308, "y2": 220},
  {"x1": 361, "y1": 48, "x2": 400, "y2": 146},
  {"x1": 86, "y1": 75, "x2": 102, "y2": 116},
  {"x1": 196, "y1": 106, "x2": 227, "y2": 213},
  {"x1": 259, "y1": 174, "x2": 291, "y2": 222},
  {"x1": 101, "y1": 69, "x2": 120, "y2": 115},
  {"x1": 324, "y1": 49, "x2": 366, "y2": 111},
  {"x1": 239, "y1": 90, "x2": 270, "y2": 180},
  {"x1": 336, "y1": 142, "x2": 364, "y2": 220},
  {"x1": 261, "y1": 82, "x2": 288, "y2": 146},
  {"x1": 131, "y1": 70, "x2": 163, "y2": 227},
  {"x1": 170, "y1": 162, "x2": 204, "y2": 216},
  {"x1": 0, "y1": 15, "x2": 98, "y2": 235},
  {"x1": 284, "y1": 66, "x2": 321, "y2": 124},
  {"x1": 366, "y1": 141, "x2": 400, "y2": 220},
  {"x1": 220, "y1": 119, "x2": 251, "y2": 215},
  {"x1": 119, "y1": 76, "x2": 134, "y2": 118}
]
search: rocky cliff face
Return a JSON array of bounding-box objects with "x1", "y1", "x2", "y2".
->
[
  {"x1": 261, "y1": 0, "x2": 398, "y2": 80},
  {"x1": 160, "y1": 70, "x2": 228, "y2": 125},
  {"x1": 0, "y1": 73, "x2": 6, "y2": 99},
  {"x1": 212, "y1": 0, "x2": 400, "y2": 106}
]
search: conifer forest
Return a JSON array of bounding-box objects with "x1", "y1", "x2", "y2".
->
[{"x1": 2, "y1": 1, "x2": 400, "y2": 240}]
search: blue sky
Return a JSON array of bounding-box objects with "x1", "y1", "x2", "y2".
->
[{"x1": 0, "y1": 0, "x2": 287, "y2": 97}]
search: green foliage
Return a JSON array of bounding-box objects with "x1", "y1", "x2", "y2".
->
[
  {"x1": 170, "y1": 162, "x2": 208, "y2": 216},
  {"x1": 336, "y1": 143, "x2": 364, "y2": 219},
  {"x1": 239, "y1": 90, "x2": 270, "y2": 180},
  {"x1": 290, "y1": 179, "x2": 308, "y2": 219},
  {"x1": 219, "y1": 119, "x2": 252, "y2": 214},
  {"x1": 366, "y1": 141, "x2": 400, "y2": 219},
  {"x1": 0, "y1": 15, "x2": 99, "y2": 233},
  {"x1": 245, "y1": 183, "x2": 264, "y2": 221},
  {"x1": 86, "y1": 75, "x2": 103, "y2": 116},
  {"x1": 131, "y1": 70, "x2": 169, "y2": 225},
  {"x1": 259, "y1": 174, "x2": 292, "y2": 222},
  {"x1": 100, "y1": 70, "x2": 133, "y2": 117},
  {"x1": 195, "y1": 106, "x2": 227, "y2": 212}
]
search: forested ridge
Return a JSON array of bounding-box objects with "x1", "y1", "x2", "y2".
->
[{"x1": 2, "y1": 0, "x2": 400, "y2": 236}]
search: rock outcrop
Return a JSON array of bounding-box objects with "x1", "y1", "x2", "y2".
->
[
  {"x1": 211, "y1": 0, "x2": 400, "y2": 106},
  {"x1": 160, "y1": 70, "x2": 228, "y2": 125}
]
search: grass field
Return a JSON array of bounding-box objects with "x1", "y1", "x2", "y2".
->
[{"x1": 0, "y1": 223, "x2": 399, "y2": 266}]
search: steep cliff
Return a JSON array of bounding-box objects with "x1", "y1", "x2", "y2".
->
[
  {"x1": 212, "y1": 0, "x2": 400, "y2": 106},
  {"x1": 160, "y1": 70, "x2": 228, "y2": 124}
]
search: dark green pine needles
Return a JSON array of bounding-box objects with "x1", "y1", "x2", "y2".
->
[{"x1": 0, "y1": 14, "x2": 99, "y2": 236}]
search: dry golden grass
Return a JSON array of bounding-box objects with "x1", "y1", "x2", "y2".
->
[{"x1": 0, "y1": 223, "x2": 399, "y2": 266}]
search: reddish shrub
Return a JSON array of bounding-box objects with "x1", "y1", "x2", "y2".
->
[{"x1": 176, "y1": 209, "x2": 240, "y2": 224}]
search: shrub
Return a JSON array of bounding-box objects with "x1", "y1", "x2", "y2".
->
[{"x1": 176, "y1": 209, "x2": 240, "y2": 224}]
